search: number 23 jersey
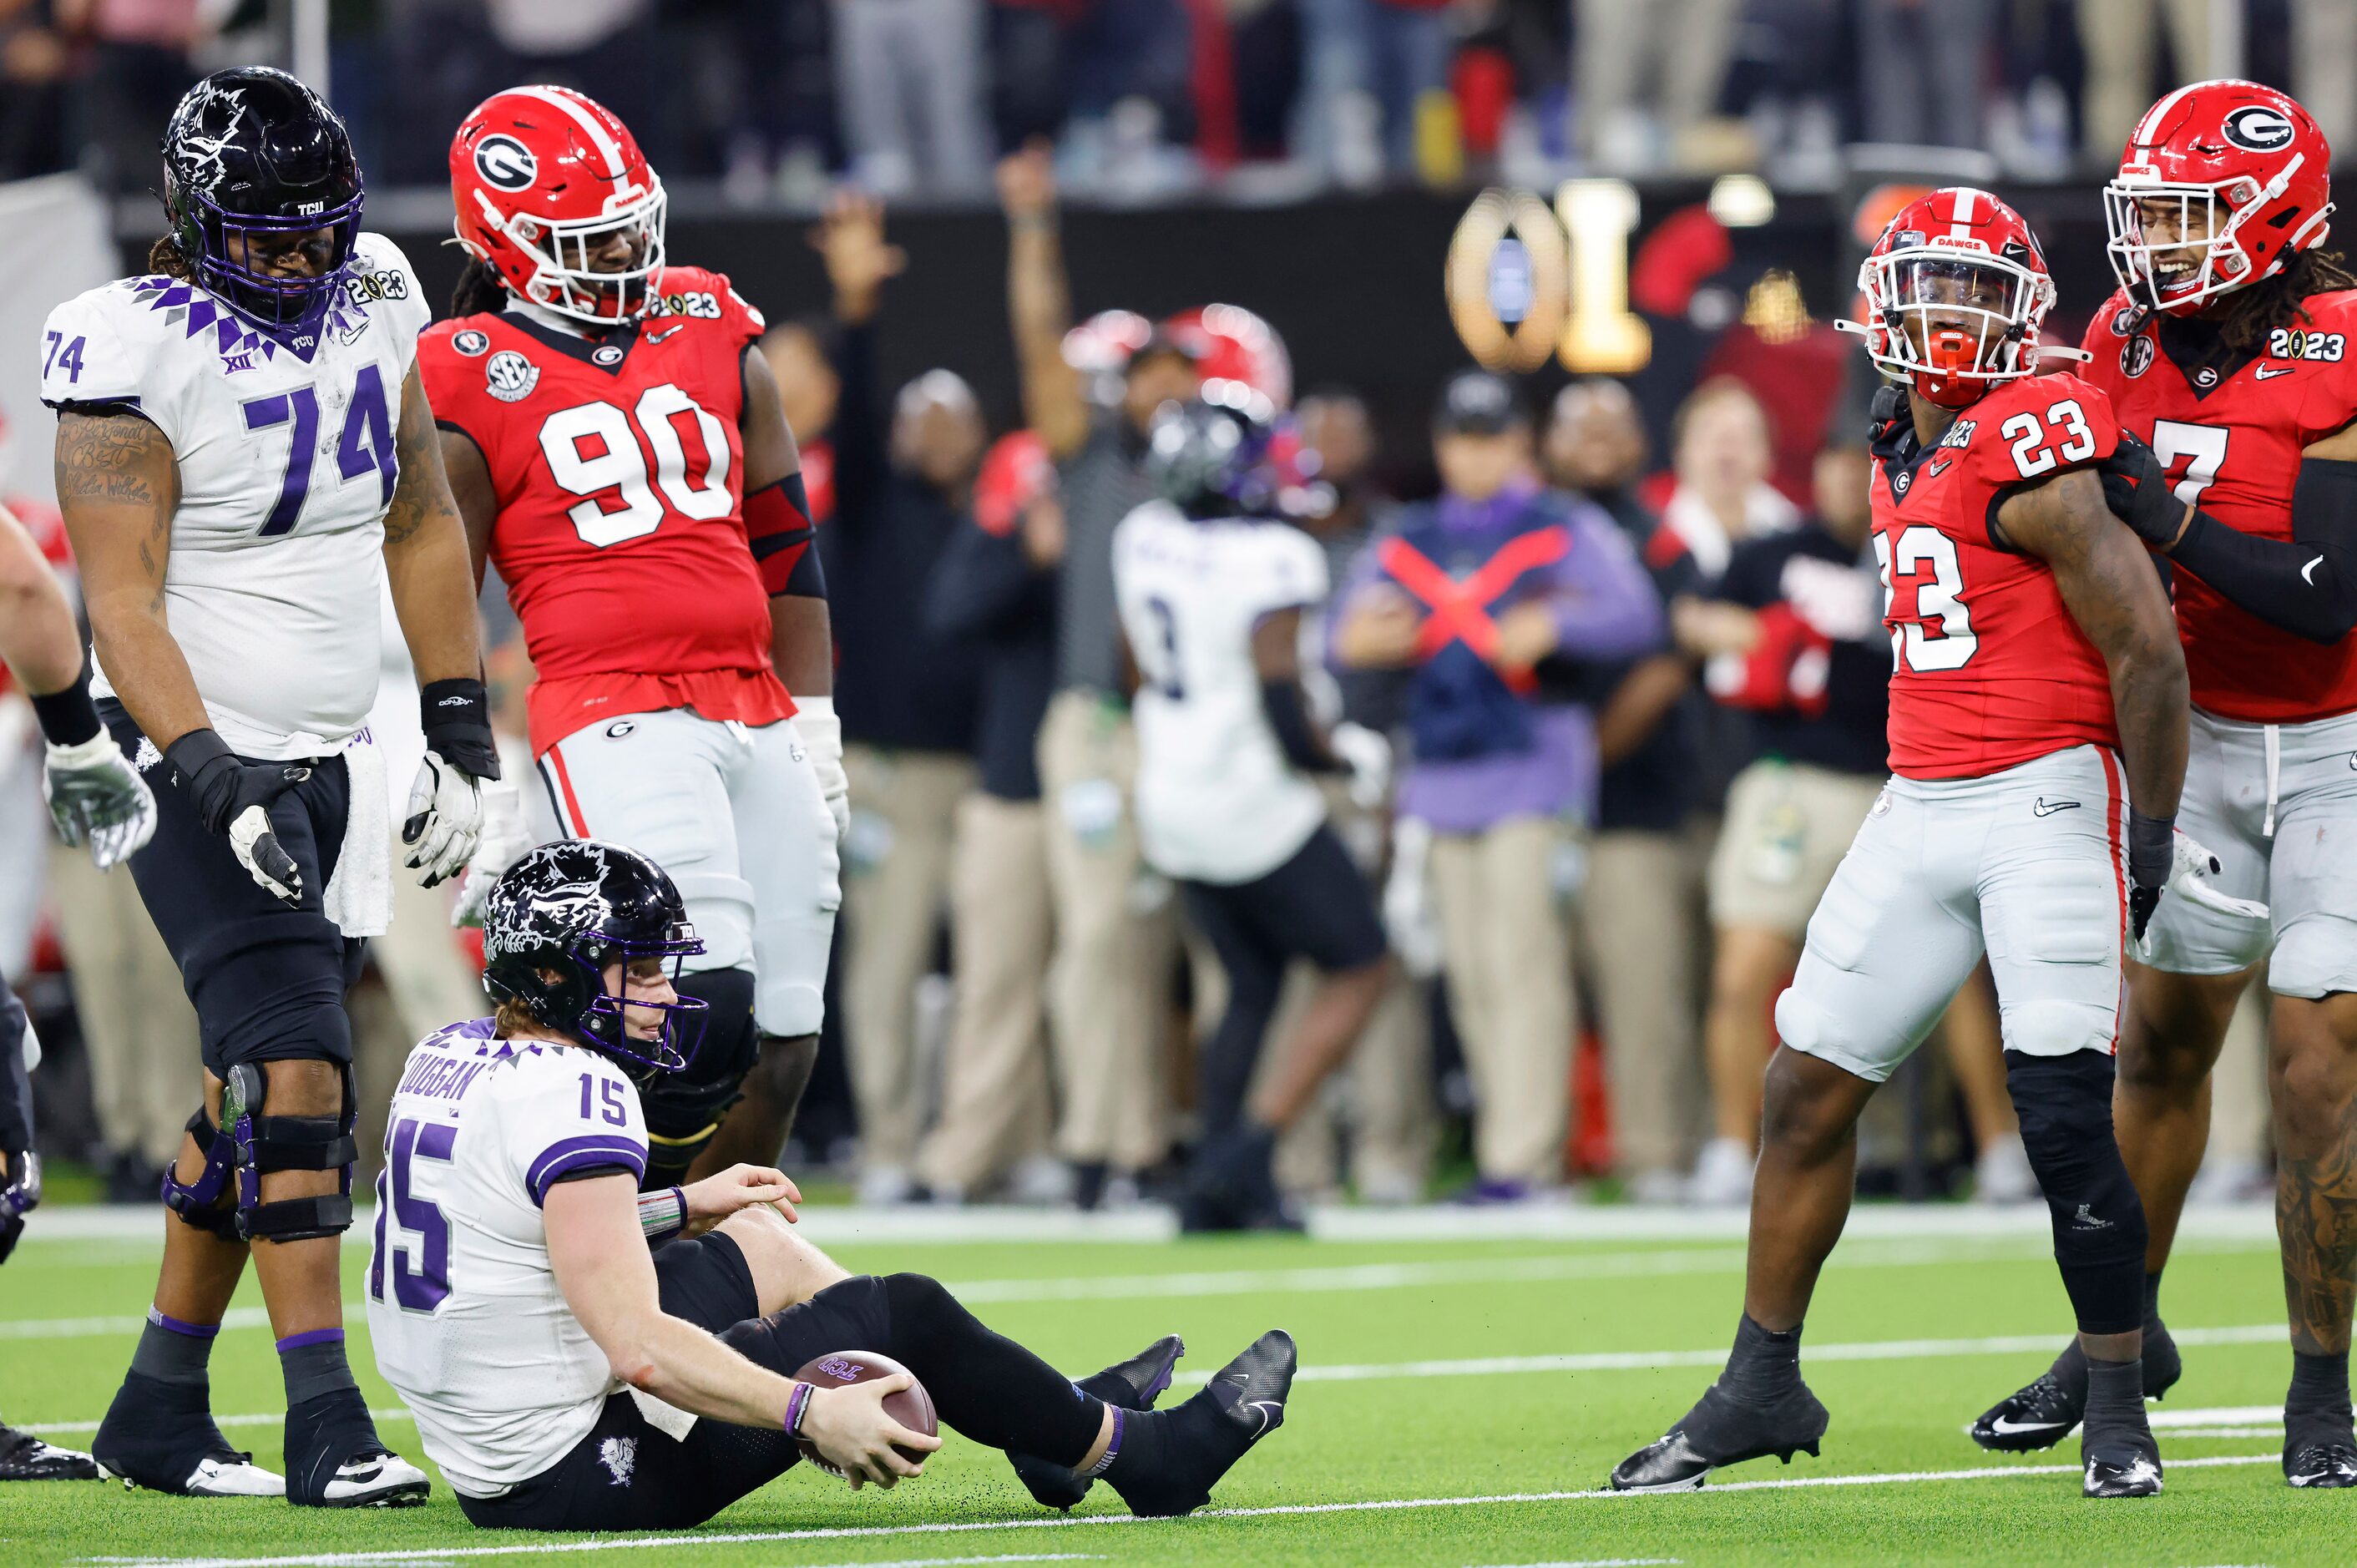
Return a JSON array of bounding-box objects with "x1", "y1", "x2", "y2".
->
[
  {"x1": 38, "y1": 233, "x2": 428, "y2": 759},
  {"x1": 2078, "y1": 286, "x2": 2357, "y2": 723},
  {"x1": 366, "y1": 1017, "x2": 652, "y2": 1498},
  {"x1": 418, "y1": 269, "x2": 791, "y2": 756},
  {"x1": 1869, "y1": 371, "x2": 2123, "y2": 780}
]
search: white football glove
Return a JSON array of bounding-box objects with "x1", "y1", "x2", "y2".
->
[
  {"x1": 43, "y1": 731, "x2": 158, "y2": 871},
  {"x1": 402, "y1": 748, "x2": 484, "y2": 888},
  {"x1": 449, "y1": 781, "x2": 529, "y2": 927},
  {"x1": 2132, "y1": 827, "x2": 2268, "y2": 960},
  {"x1": 1382, "y1": 815, "x2": 1444, "y2": 979},
  {"x1": 793, "y1": 695, "x2": 852, "y2": 845},
  {"x1": 1329, "y1": 721, "x2": 1393, "y2": 812}
]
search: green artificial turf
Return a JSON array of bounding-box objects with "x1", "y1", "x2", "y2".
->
[{"x1": 0, "y1": 1216, "x2": 2344, "y2": 1565}]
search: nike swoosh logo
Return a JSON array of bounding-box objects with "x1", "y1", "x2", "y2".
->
[
  {"x1": 1990, "y1": 1416, "x2": 2070, "y2": 1436},
  {"x1": 2032, "y1": 797, "x2": 2082, "y2": 817},
  {"x1": 648, "y1": 325, "x2": 685, "y2": 343},
  {"x1": 2256, "y1": 365, "x2": 2297, "y2": 379},
  {"x1": 2305, "y1": 555, "x2": 2326, "y2": 584},
  {"x1": 1925, "y1": 458, "x2": 1952, "y2": 478},
  {"x1": 1244, "y1": 1400, "x2": 1284, "y2": 1438}
]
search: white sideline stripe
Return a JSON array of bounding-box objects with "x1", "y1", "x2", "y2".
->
[
  {"x1": 0, "y1": 1234, "x2": 2274, "y2": 1342},
  {"x1": 1464, "y1": 1560, "x2": 1680, "y2": 1567},
  {"x1": 83, "y1": 1456, "x2": 2284, "y2": 1568},
  {"x1": 23, "y1": 1326, "x2": 2293, "y2": 1436}
]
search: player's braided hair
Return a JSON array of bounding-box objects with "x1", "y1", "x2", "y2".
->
[
  {"x1": 2215, "y1": 246, "x2": 2357, "y2": 351},
  {"x1": 451, "y1": 257, "x2": 513, "y2": 318},
  {"x1": 146, "y1": 234, "x2": 195, "y2": 281}
]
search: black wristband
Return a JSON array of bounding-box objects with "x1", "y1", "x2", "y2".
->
[
  {"x1": 2127, "y1": 810, "x2": 2173, "y2": 888},
  {"x1": 162, "y1": 729, "x2": 238, "y2": 832},
  {"x1": 420, "y1": 678, "x2": 500, "y2": 780},
  {"x1": 28, "y1": 669, "x2": 100, "y2": 748}
]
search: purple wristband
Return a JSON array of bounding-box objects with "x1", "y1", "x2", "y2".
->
[{"x1": 785, "y1": 1381, "x2": 813, "y2": 1438}]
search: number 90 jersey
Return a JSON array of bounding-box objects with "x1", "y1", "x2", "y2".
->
[
  {"x1": 39, "y1": 233, "x2": 427, "y2": 759},
  {"x1": 417, "y1": 268, "x2": 791, "y2": 756},
  {"x1": 2078, "y1": 286, "x2": 2357, "y2": 723},
  {"x1": 365, "y1": 1017, "x2": 651, "y2": 1499},
  {"x1": 1869, "y1": 371, "x2": 2124, "y2": 780}
]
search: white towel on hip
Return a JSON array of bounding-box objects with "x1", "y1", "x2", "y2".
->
[{"x1": 325, "y1": 726, "x2": 392, "y2": 938}]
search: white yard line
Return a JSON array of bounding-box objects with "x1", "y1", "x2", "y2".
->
[
  {"x1": 24, "y1": 1325, "x2": 2292, "y2": 1435},
  {"x1": 85, "y1": 1455, "x2": 2284, "y2": 1568}
]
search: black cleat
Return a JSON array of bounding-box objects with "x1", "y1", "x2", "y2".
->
[
  {"x1": 283, "y1": 1389, "x2": 427, "y2": 1508},
  {"x1": 1610, "y1": 1379, "x2": 1828, "y2": 1492},
  {"x1": 1970, "y1": 1323, "x2": 2181, "y2": 1453},
  {"x1": 2284, "y1": 1403, "x2": 2357, "y2": 1489},
  {"x1": 2081, "y1": 1391, "x2": 2162, "y2": 1500},
  {"x1": 93, "y1": 1371, "x2": 283, "y2": 1497},
  {"x1": 1009, "y1": 1334, "x2": 1186, "y2": 1510},
  {"x1": 1180, "y1": 1128, "x2": 1300, "y2": 1235},
  {"x1": 1105, "y1": 1329, "x2": 1295, "y2": 1518},
  {"x1": 0, "y1": 1419, "x2": 101, "y2": 1482}
]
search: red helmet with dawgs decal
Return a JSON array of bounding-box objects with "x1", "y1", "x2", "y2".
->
[
  {"x1": 2105, "y1": 79, "x2": 2334, "y2": 316},
  {"x1": 1844, "y1": 187, "x2": 2057, "y2": 409},
  {"x1": 451, "y1": 85, "x2": 666, "y2": 324}
]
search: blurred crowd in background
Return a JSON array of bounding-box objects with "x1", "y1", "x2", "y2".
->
[{"x1": 12, "y1": 1, "x2": 2357, "y2": 205}]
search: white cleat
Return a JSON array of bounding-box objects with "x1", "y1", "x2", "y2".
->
[
  {"x1": 97, "y1": 1452, "x2": 288, "y2": 1498},
  {"x1": 316, "y1": 1450, "x2": 430, "y2": 1508}
]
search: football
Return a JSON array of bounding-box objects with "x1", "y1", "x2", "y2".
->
[{"x1": 792, "y1": 1350, "x2": 940, "y2": 1475}]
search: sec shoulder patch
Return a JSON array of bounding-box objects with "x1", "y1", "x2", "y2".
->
[{"x1": 486, "y1": 349, "x2": 539, "y2": 402}]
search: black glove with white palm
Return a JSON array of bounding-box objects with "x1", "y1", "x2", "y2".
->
[
  {"x1": 2126, "y1": 811, "x2": 2268, "y2": 953},
  {"x1": 406, "y1": 679, "x2": 501, "y2": 888},
  {"x1": 43, "y1": 730, "x2": 156, "y2": 870},
  {"x1": 164, "y1": 730, "x2": 309, "y2": 905}
]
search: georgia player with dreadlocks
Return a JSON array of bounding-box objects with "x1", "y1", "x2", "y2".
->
[
  {"x1": 1971, "y1": 80, "x2": 2357, "y2": 1489},
  {"x1": 1611, "y1": 188, "x2": 2247, "y2": 1500},
  {"x1": 420, "y1": 86, "x2": 843, "y2": 1193}
]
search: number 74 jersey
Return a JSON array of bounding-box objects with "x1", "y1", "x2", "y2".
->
[{"x1": 1868, "y1": 370, "x2": 2124, "y2": 781}]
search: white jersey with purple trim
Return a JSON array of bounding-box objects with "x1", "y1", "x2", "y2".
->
[
  {"x1": 37, "y1": 234, "x2": 429, "y2": 759},
  {"x1": 364, "y1": 1016, "x2": 650, "y2": 1498}
]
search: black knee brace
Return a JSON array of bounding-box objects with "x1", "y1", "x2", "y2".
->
[
  {"x1": 2005, "y1": 1050, "x2": 2149, "y2": 1335},
  {"x1": 161, "y1": 1063, "x2": 357, "y2": 1242},
  {"x1": 640, "y1": 969, "x2": 758, "y2": 1187}
]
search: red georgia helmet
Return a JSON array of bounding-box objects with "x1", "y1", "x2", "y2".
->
[
  {"x1": 2106, "y1": 79, "x2": 2334, "y2": 317},
  {"x1": 1162, "y1": 304, "x2": 1292, "y2": 421},
  {"x1": 1844, "y1": 187, "x2": 2056, "y2": 410},
  {"x1": 451, "y1": 85, "x2": 667, "y2": 324}
]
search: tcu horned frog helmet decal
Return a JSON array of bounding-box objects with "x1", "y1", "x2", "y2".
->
[
  {"x1": 1841, "y1": 187, "x2": 2058, "y2": 410},
  {"x1": 2106, "y1": 79, "x2": 2334, "y2": 316},
  {"x1": 481, "y1": 841, "x2": 707, "y2": 1076},
  {"x1": 450, "y1": 85, "x2": 667, "y2": 324}
]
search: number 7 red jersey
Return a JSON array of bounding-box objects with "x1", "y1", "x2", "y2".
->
[
  {"x1": 1869, "y1": 371, "x2": 2125, "y2": 779},
  {"x1": 418, "y1": 266, "x2": 792, "y2": 756}
]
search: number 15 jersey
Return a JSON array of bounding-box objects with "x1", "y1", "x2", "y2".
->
[
  {"x1": 1869, "y1": 371, "x2": 2123, "y2": 780},
  {"x1": 418, "y1": 268, "x2": 792, "y2": 756}
]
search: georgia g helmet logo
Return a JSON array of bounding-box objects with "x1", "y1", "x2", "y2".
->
[
  {"x1": 2222, "y1": 104, "x2": 2295, "y2": 151},
  {"x1": 473, "y1": 134, "x2": 538, "y2": 192}
]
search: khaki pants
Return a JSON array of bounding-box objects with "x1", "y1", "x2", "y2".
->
[
  {"x1": 352, "y1": 842, "x2": 493, "y2": 1181},
  {"x1": 918, "y1": 793, "x2": 1056, "y2": 1191},
  {"x1": 1576, "y1": 827, "x2": 1707, "y2": 1179},
  {"x1": 46, "y1": 842, "x2": 200, "y2": 1167},
  {"x1": 2078, "y1": 0, "x2": 2216, "y2": 162},
  {"x1": 1037, "y1": 691, "x2": 1172, "y2": 1170},
  {"x1": 1429, "y1": 815, "x2": 1581, "y2": 1186},
  {"x1": 841, "y1": 745, "x2": 976, "y2": 1170}
]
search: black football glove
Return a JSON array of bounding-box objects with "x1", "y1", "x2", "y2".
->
[
  {"x1": 164, "y1": 730, "x2": 306, "y2": 906},
  {"x1": 1868, "y1": 381, "x2": 1910, "y2": 447},
  {"x1": 2126, "y1": 811, "x2": 2172, "y2": 944},
  {"x1": 2098, "y1": 432, "x2": 2192, "y2": 549}
]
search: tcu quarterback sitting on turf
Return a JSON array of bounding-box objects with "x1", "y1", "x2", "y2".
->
[
  {"x1": 1612, "y1": 186, "x2": 2258, "y2": 1501},
  {"x1": 367, "y1": 839, "x2": 1295, "y2": 1530},
  {"x1": 423, "y1": 84, "x2": 844, "y2": 1196},
  {"x1": 40, "y1": 67, "x2": 495, "y2": 1507}
]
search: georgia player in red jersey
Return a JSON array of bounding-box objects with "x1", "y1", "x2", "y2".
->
[
  {"x1": 1612, "y1": 188, "x2": 2249, "y2": 1500},
  {"x1": 1974, "y1": 80, "x2": 2357, "y2": 1489},
  {"x1": 421, "y1": 86, "x2": 843, "y2": 1191}
]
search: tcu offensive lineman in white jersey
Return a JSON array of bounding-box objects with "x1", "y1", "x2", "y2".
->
[
  {"x1": 1113, "y1": 399, "x2": 1391, "y2": 1231},
  {"x1": 42, "y1": 68, "x2": 493, "y2": 1506}
]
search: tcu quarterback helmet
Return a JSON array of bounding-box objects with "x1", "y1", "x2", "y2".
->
[
  {"x1": 159, "y1": 68, "x2": 364, "y2": 327},
  {"x1": 450, "y1": 86, "x2": 666, "y2": 324},
  {"x1": 482, "y1": 841, "x2": 707, "y2": 1076},
  {"x1": 1843, "y1": 187, "x2": 2057, "y2": 409},
  {"x1": 1145, "y1": 397, "x2": 1328, "y2": 520},
  {"x1": 2105, "y1": 79, "x2": 2334, "y2": 316}
]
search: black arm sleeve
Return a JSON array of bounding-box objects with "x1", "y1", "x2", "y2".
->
[
  {"x1": 0, "y1": 984, "x2": 33, "y2": 1154},
  {"x1": 1261, "y1": 678, "x2": 1342, "y2": 775},
  {"x1": 2168, "y1": 457, "x2": 2357, "y2": 645}
]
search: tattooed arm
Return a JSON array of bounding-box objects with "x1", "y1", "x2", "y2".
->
[
  {"x1": 53, "y1": 408, "x2": 206, "y2": 747},
  {"x1": 383, "y1": 362, "x2": 485, "y2": 686},
  {"x1": 1997, "y1": 466, "x2": 2189, "y2": 820}
]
